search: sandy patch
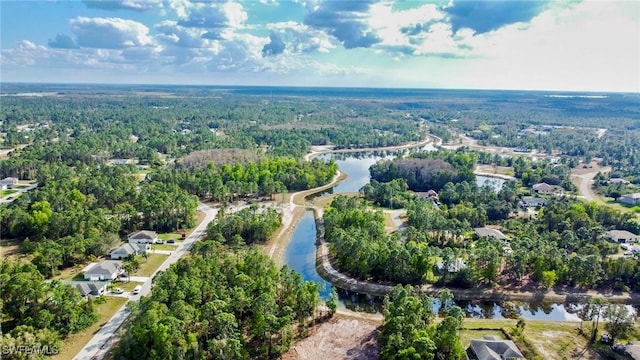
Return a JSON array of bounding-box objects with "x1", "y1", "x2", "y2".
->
[{"x1": 283, "y1": 315, "x2": 380, "y2": 360}]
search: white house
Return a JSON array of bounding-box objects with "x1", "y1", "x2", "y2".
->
[
  {"x1": 0, "y1": 177, "x2": 18, "y2": 190},
  {"x1": 520, "y1": 196, "x2": 548, "y2": 208},
  {"x1": 619, "y1": 193, "x2": 640, "y2": 206},
  {"x1": 127, "y1": 230, "x2": 159, "y2": 245},
  {"x1": 83, "y1": 260, "x2": 122, "y2": 281},
  {"x1": 110, "y1": 243, "x2": 150, "y2": 260},
  {"x1": 606, "y1": 230, "x2": 638, "y2": 244}
]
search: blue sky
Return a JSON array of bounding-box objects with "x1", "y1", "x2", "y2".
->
[{"x1": 1, "y1": 0, "x2": 638, "y2": 92}]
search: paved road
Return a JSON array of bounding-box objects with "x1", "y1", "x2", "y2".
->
[{"x1": 73, "y1": 203, "x2": 218, "y2": 360}]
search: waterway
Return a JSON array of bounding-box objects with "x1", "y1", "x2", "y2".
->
[{"x1": 283, "y1": 149, "x2": 637, "y2": 320}]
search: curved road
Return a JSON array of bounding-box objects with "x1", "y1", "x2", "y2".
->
[{"x1": 73, "y1": 203, "x2": 218, "y2": 360}]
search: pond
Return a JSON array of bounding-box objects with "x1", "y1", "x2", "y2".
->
[{"x1": 284, "y1": 150, "x2": 638, "y2": 319}]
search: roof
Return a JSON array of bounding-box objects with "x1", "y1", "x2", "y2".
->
[
  {"x1": 128, "y1": 230, "x2": 158, "y2": 240},
  {"x1": 474, "y1": 227, "x2": 507, "y2": 241},
  {"x1": 0, "y1": 177, "x2": 18, "y2": 185},
  {"x1": 469, "y1": 336, "x2": 525, "y2": 360},
  {"x1": 606, "y1": 230, "x2": 638, "y2": 239},
  {"x1": 84, "y1": 260, "x2": 122, "y2": 276},
  {"x1": 621, "y1": 193, "x2": 640, "y2": 199},
  {"x1": 522, "y1": 196, "x2": 546, "y2": 203},
  {"x1": 111, "y1": 243, "x2": 146, "y2": 255},
  {"x1": 63, "y1": 281, "x2": 109, "y2": 297},
  {"x1": 532, "y1": 182, "x2": 555, "y2": 191},
  {"x1": 626, "y1": 343, "x2": 640, "y2": 360}
]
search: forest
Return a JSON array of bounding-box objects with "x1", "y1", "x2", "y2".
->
[
  {"x1": 114, "y1": 243, "x2": 321, "y2": 359},
  {"x1": 1, "y1": 85, "x2": 639, "y2": 357}
]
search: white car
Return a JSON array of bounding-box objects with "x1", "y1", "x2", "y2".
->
[
  {"x1": 113, "y1": 288, "x2": 124, "y2": 294},
  {"x1": 132, "y1": 285, "x2": 142, "y2": 295}
]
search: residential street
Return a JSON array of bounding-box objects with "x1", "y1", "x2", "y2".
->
[{"x1": 73, "y1": 203, "x2": 218, "y2": 360}]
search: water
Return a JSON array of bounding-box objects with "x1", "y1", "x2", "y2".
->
[
  {"x1": 283, "y1": 150, "x2": 639, "y2": 319},
  {"x1": 476, "y1": 175, "x2": 506, "y2": 192}
]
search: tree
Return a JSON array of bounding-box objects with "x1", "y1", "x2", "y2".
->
[
  {"x1": 603, "y1": 304, "x2": 636, "y2": 344},
  {"x1": 122, "y1": 256, "x2": 140, "y2": 283},
  {"x1": 586, "y1": 297, "x2": 606, "y2": 342},
  {"x1": 326, "y1": 288, "x2": 338, "y2": 316}
]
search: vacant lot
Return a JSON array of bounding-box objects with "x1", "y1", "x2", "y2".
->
[
  {"x1": 52, "y1": 297, "x2": 128, "y2": 360},
  {"x1": 283, "y1": 315, "x2": 379, "y2": 360}
]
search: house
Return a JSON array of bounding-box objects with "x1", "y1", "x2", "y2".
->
[
  {"x1": 110, "y1": 242, "x2": 150, "y2": 260},
  {"x1": 468, "y1": 335, "x2": 525, "y2": 360},
  {"x1": 67, "y1": 281, "x2": 108, "y2": 299},
  {"x1": 0, "y1": 177, "x2": 19, "y2": 190},
  {"x1": 609, "y1": 178, "x2": 630, "y2": 185},
  {"x1": 619, "y1": 193, "x2": 640, "y2": 206},
  {"x1": 474, "y1": 227, "x2": 508, "y2": 241},
  {"x1": 83, "y1": 260, "x2": 122, "y2": 281},
  {"x1": 606, "y1": 230, "x2": 638, "y2": 244},
  {"x1": 127, "y1": 230, "x2": 159, "y2": 244},
  {"x1": 435, "y1": 258, "x2": 466, "y2": 273},
  {"x1": 520, "y1": 196, "x2": 547, "y2": 208},
  {"x1": 532, "y1": 182, "x2": 557, "y2": 195}
]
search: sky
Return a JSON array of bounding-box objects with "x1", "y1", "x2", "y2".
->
[{"x1": 0, "y1": 0, "x2": 639, "y2": 92}]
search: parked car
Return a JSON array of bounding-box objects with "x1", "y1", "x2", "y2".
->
[
  {"x1": 167, "y1": 239, "x2": 175, "y2": 244},
  {"x1": 120, "y1": 273, "x2": 129, "y2": 278},
  {"x1": 156, "y1": 239, "x2": 164, "y2": 244},
  {"x1": 113, "y1": 288, "x2": 124, "y2": 294},
  {"x1": 132, "y1": 285, "x2": 142, "y2": 295}
]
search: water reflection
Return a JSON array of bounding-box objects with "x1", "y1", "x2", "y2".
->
[{"x1": 285, "y1": 150, "x2": 639, "y2": 320}]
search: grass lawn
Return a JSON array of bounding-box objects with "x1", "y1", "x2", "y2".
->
[
  {"x1": 158, "y1": 233, "x2": 181, "y2": 241},
  {"x1": 134, "y1": 253, "x2": 168, "y2": 277},
  {"x1": 152, "y1": 243, "x2": 179, "y2": 251},
  {"x1": 0, "y1": 189, "x2": 18, "y2": 196},
  {"x1": 52, "y1": 297, "x2": 128, "y2": 360}
]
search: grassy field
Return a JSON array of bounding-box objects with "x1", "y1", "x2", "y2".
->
[
  {"x1": 134, "y1": 253, "x2": 168, "y2": 277},
  {"x1": 158, "y1": 233, "x2": 181, "y2": 241},
  {"x1": 152, "y1": 243, "x2": 179, "y2": 251},
  {"x1": 52, "y1": 297, "x2": 128, "y2": 360}
]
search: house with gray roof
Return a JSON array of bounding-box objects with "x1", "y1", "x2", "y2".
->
[
  {"x1": 474, "y1": 227, "x2": 508, "y2": 241},
  {"x1": 532, "y1": 182, "x2": 560, "y2": 195},
  {"x1": 468, "y1": 335, "x2": 525, "y2": 360},
  {"x1": 66, "y1": 281, "x2": 108, "y2": 299},
  {"x1": 110, "y1": 242, "x2": 150, "y2": 260},
  {"x1": 127, "y1": 230, "x2": 158, "y2": 244},
  {"x1": 83, "y1": 260, "x2": 122, "y2": 281},
  {"x1": 606, "y1": 230, "x2": 638, "y2": 244},
  {"x1": 0, "y1": 177, "x2": 18, "y2": 190},
  {"x1": 619, "y1": 193, "x2": 640, "y2": 206}
]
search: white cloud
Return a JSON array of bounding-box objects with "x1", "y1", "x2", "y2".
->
[
  {"x1": 70, "y1": 17, "x2": 154, "y2": 49},
  {"x1": 266, "y1": 21, "x2": 335, "y2": 53},
  {"x1": 456, "y1": 1, "x2": 640, "y2": 91}
]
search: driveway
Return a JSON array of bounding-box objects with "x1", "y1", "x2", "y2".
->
[{"x1": 73, "y1": 203, "x2": 218, "y2": 360}]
